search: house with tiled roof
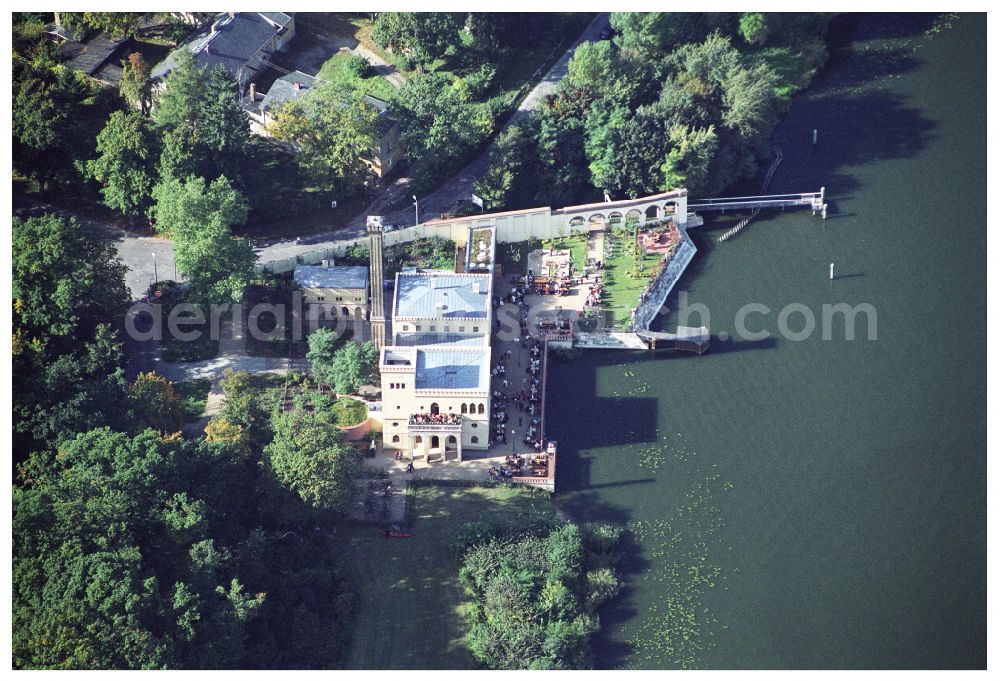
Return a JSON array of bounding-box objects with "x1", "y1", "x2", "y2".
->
[
  {"x1": 151, "y1": 12, "x2": 295, "y2": 102},
  {"x1": 247, "y1": 69, "x2": 403, "y2": 178}
]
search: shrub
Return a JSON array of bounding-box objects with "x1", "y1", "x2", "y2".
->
[{"x1": 345, "y1": 54, "x2": 374, "y2": 79}]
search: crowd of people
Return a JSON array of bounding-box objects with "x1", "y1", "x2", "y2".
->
[{"x1": 409, "y1": 412, "x2": 462, "y2": 425}]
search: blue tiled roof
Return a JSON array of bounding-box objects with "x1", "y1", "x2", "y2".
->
[
  {"x1": 294, "y1": 265, "x2": 369, "y2": 289},
  {"x1": 395, "y1": 273, "x2": 489, "y2": 319},
  {"x1": 415, "y1": 349, "x2": 489, "y2": 390}
]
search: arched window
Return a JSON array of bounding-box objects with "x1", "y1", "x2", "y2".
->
[
  {"x1": 342, "y1": 306, "x2": 350, "y2": 316},
  {"x1": 447, "y1": 435, "x2": 457, "y2": 445},
  {"x1": 461, "y1": 403, "x2": 468, "y2": 414},
  {"x1": 645, "y1": 205, "x2": 660, "y2": 219},
  {"x1": 414, "y1": 436, "x2": 423, "y2": 444},
  {"x1": 477, "y1": 403, "x2": 485, "y2": 414},
  {"x1": 430, "y1": 402, "x2": 440, "y2": 415},
  {"x1": 471, "y1": 436, "x2": 479, "y2": 444},
  {"x1": 391, "y1": 435, "x2": 400, "y2": 443}
]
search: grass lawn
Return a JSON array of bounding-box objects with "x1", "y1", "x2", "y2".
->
[
  {"x1": 601, "y1": 240, "x2": 664, "y2": 330},
  {"x1": 341, "y1": 483, "x2": 559, "y2": 669},
  {"x1": 543, "y1": 233, "x2": 588, "y2": 274},
  {"x1": 316, "y1": 52, "x2": 398, "y2": 102},
  {"x1": 175, "y1": 378, "x2": 212, "y2": 422}
]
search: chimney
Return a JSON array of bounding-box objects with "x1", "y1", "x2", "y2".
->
[
  {"x1": 471, "y1": 281, "x2": 481, "y2": 294},
  {"x1": 249, "y1": 82, "x2": 256, "y2": 101},
  {"x1": 293, "y1": 81, "x2": 301, "y2": 90},
  {"x1": 430, "y1": 277, "x2": 437, "y2": 289}
]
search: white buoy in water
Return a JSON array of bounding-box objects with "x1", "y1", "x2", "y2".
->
[{"x1": 829, "y1": 263, "x2": 835, "y2": 280}]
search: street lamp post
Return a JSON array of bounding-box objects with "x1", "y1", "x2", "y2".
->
[
  {"x1": 152, "y1": 252, "x2": 158, "y2": 285},
  {"x1": 412, "y1": 195, "x2": 419, "y2": 227}
]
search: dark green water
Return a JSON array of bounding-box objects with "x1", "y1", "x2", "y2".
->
[{"x1": 550, "y1": 14, "x2": 986, "y2": 669}]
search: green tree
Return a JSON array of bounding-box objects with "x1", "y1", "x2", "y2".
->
[
  {"x1": 120, "y1": 52, "x2": 152, "y2": 115},
  {"x1": 269, "y1": 83, "x2": 379, "y2": 197},
  {"x1": 13, "y1": 214, "x2": 130, "y2": 350},
  {"x1": 565, "y1": 40, "x2": 618, "y2": 96},
  {"x1": 128, "y1": 372, "x2": 185, "y2": 434},
  {"x1": 660, "y1": 124, "x2": 719, "y2": 194},
  {"x1": 373, "y1": 12, "x2": 466, "y2": 66},
  {"x1": 12, "y1": 61, "x2": 88, "y2": 189},
  {"x1": 265, "y1": 409, "x2": 359, "y2": 512},
  {"x1": 81, "y1": 12, "x2": 147, "y2": 39},
  {"x1": 305, "y1": 327, "x2": 340, "y2": 382},
  {"x1": 88, "y1": 110, "x2": 159, "y2": 217},
  {"x1": 153, "y1": 49, "x2": 204, "y2": 131},
  {"x1": 151, "y1": 175, "x2": 255, "y2": 303},
  {"x1": 739, "y1": 12, "x2": 770, "y2": 45},
  {"x1": 390, "y1": 72, "x2": 493, "y2": 191},
  {"x1": 309, "y1": 336, "x2": 377, "y2": 394},
  {"x1": 198, "y1": 68, "x2": 252, "y2": 183},
  {"x1": 217, "y1": 370, "x2": 272, "y2": 450},
  {"x1": 610, "y1": 12, "x2": 738, "y2": 59}
]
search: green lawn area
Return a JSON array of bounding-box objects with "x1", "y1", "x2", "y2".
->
[
  {"x1": 601, "y1": 240, "x2": 664, "y2": 330},
  {"x1": 342, "y1": 483, "x2": 559, "y2": 669},
  {"x1": 543, "y1": 233, "x2": 588, "y2": 274},
  {"x1": 316, "y1": 52, "x2": 397, "y2": 102},
  {"x1": 175, "y1": 378, "x2": 212, "y2": 422}
]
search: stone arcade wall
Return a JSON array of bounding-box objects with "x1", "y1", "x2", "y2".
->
[{"x1": 257, "y1": 189, "x2": 689, "y2": 276}]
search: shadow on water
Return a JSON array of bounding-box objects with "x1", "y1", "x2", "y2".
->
[
  {"x1": 546, "y1": 351, "x2": 663, "y2": 668},
  {"x1": 558, "y1": 486, "x2": 652, "y2": 668}
]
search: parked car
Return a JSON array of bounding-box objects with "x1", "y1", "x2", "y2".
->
[{"x1": 383, "y1": 223, "x2": 400, "y2": 233}]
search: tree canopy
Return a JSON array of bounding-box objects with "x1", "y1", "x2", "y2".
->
[
  {"x1": 269, "y1": 83, "x2": 379, "y2": 198},
  {"x1": 151, "y1": 175, "x2": 255, "y2": 302},
  {"x1": 307, "y1": 333, "x2": 378, "y2": 395},
  {"x1": 88, "y1": 110, "x2": 159, "y2": 217},
  {"x1": 390, "y1": 72, "x2": 493, "y2": 192},
  {"x1": 373, "y1": 12, "x2": 466, "y2": 67}
]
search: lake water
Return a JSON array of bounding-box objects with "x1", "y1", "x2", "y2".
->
[{"x1": 548, "y1": 13, "x2": 986, "y2": 669}]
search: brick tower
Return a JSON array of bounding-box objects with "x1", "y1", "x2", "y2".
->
[{"x1": 367, "y1": 218, "x2": 387, "y2": 349}]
